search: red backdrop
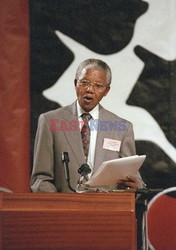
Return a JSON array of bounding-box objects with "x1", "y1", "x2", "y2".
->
[{"x1": 0, "y1": 0, "x2": 30, "y2": 192}]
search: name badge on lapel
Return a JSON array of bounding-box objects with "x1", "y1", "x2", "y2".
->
[{"x1": 103, "y1": 138, "x2": 121, "y2": 152}]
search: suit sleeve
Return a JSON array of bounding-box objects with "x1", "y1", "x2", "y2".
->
[
  {"x1": 30, "y1": 114, "x2": 57, "y2": 192},
  {"x1": 120, "y1": 122, "x2": 136, "y2": 157}
]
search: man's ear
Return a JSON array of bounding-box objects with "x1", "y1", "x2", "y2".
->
[
  {"x1": 103, "y1": 85, "x2": 110, "y2": 96},
  {"x1": 74, "y1": 79, "x2": 77, "y2": 87}
]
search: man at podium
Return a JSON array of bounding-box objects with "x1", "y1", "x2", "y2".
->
[{"x1": 30, "y1": 58, "x2": 144, "y2": 192}]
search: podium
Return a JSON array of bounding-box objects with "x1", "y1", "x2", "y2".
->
[{"x1": 0, "y1": 192, "x2": 136, "y2": 250}]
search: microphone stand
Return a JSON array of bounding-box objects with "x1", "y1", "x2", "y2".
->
[{"x1": 62, "y1": 152, "x2": 76, "y2": 192}]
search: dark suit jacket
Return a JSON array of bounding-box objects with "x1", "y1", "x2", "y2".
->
[{"x1": 30, "y1": 101, "x2": 138, "y2": 192}]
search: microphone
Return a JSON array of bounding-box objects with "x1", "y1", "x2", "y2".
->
[
  {"x1": 62, "y1": 152, "x2": 76, "y2": 192},
  {"x1": 78, "y1": 164, "x2": 91, "y2": 184}
]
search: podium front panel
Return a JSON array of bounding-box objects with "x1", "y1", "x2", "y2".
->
[{"x1": 0, "y1": 192, "x2": 136, "y2": 250}]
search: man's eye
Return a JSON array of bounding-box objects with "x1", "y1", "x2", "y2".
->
[
  {"x1": 81, "y1": 80, "x2": 89, "y2": 84},
  {"x1": 95, "y1": 84, "x2": 103, "y2": 89}
]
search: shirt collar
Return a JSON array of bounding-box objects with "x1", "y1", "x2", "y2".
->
[{"x1": 76, "y1": 100, "x2": 99, "y2": 120}]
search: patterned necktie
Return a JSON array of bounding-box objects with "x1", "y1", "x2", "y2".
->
[{"x1": 81, "y1": 113, "x2": 92, "y2": 160}]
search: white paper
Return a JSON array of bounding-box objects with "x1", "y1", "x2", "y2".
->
[{"x1": 85, "y1": 155, "x2": 146, "y2": 187}]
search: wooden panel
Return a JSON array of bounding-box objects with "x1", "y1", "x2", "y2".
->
[
  {"x1": 0, "y1": 194, "x2": 3, "y2": 250},
  {"x1": 0, "y1": 193, "x2": 136, "y2": 250}
]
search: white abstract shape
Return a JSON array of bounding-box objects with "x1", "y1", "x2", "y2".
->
[
  {"x1": 132, "y1": 0, "x2": 176, "y2": 60},
  {"x1": 43, "y1": 31, "x2": 176, "y2": 163},
  {"x1": 43, "y1": 0, "x2": 176, "y2": 164}
]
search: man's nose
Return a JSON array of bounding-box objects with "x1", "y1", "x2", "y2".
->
[{"x1": 86, "y1": 83, "x2": 94, "y2": 92}]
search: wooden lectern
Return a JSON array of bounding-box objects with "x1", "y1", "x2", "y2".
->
[{"x1": 0, "y1": 192, "x2": 136, "y2": 250}]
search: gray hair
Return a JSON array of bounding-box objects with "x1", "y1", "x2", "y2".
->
[{"x1": 75, "y1": 58, "x2": 112, "y2": 85}]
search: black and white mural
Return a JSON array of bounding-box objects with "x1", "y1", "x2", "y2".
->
[{"x1": 30, "y1": 0, "x2": 176, "y2": 188}]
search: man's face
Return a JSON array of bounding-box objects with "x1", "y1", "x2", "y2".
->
[{"x1": 75, "y1": 67, "x2": 110, "y2": 112}]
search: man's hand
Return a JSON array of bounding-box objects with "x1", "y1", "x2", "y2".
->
[{"x1": 117, "y1": 175, "x2": 138, "y2": 190}]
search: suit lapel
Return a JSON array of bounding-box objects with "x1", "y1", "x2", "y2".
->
[{"x1": 62, "y1": 102, "x2": 86, "y2": 166}]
